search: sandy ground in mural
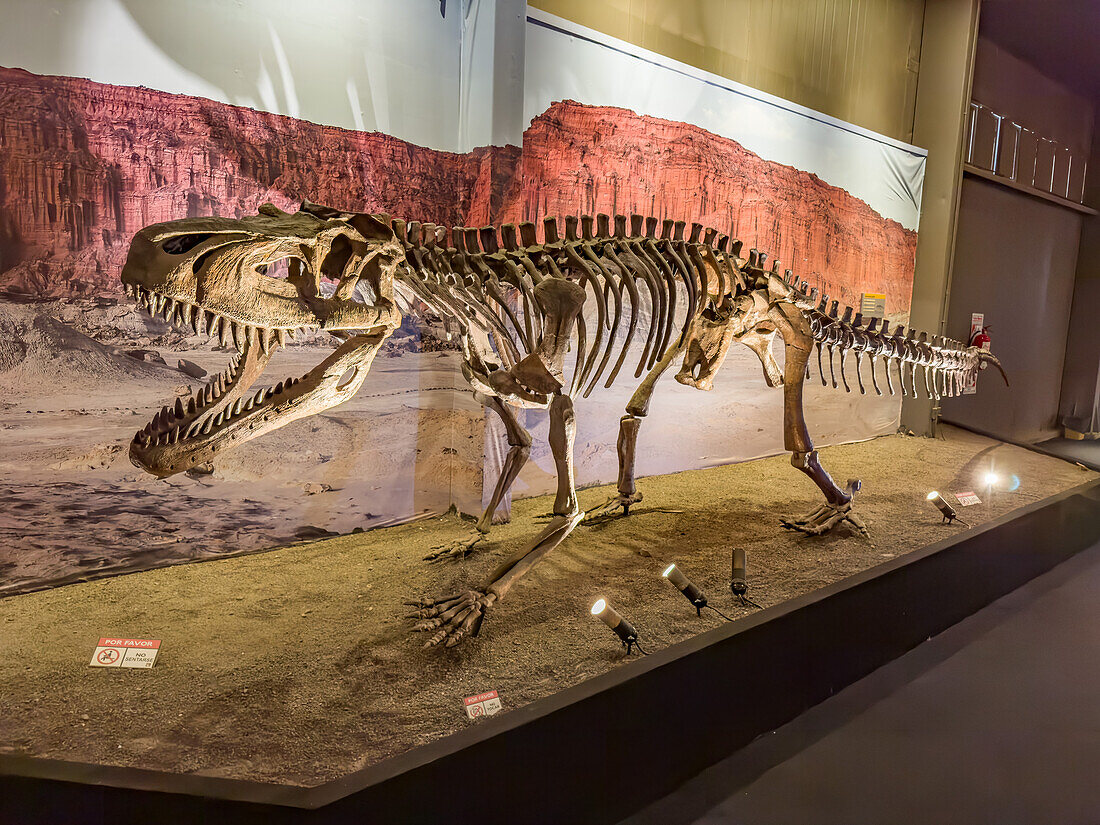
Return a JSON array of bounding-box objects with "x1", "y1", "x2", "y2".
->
[
  {"x1": 0, "y1": 297, "x2": 901, "y2": 595},
  {"x1": 0, "y1": 427, "x2": 1093, "y2": 785}
]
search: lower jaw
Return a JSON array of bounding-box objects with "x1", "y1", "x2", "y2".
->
[{"x1": 130, "y1": 328, "x2": 392, "y2": 477}]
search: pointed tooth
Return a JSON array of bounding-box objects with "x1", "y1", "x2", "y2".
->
[
  {"x1": 151, "y1": 294, "x2": 163, "y2": 314},
  {"x1": 253, "y1": 388, "x2": 265, "y2": 405},
  {"x1": 186, "y1": 421, "x2": 200, "y2": 438},
  {"x1": 274, "y1": 380, "x2": 285, "y2": 395},
  {"x1": 173, "y1": 397, "x2": 184, "y2": 417},
  {"x1": 246, "y1": 324, "x2": 256, "y2": 349},
  {"x1": 230, "y1": 322, "x2": 242, "y2": 351},
  {"x1": 245, "y1": 397, "x2": 255, "y2": 411},
  {"x1": 259, "y1": 327, "x2": 269, "y2": 355},
  {"x1": 188, "y1": 304, "x2": 199, "y2": 332},
  {"x1": 232, "y1": 398, "x2": 245, "y2": 416},
  {"x1": 187, "y1": 397, "x2": 197, "y2": 414},
  {"x1": 276, "y1": 328, "x2": 287, "y2": 348},
  {"x1": 287, "y1": 328, "x2": 297, "y2": 340},
  {"x1": 202, "y1": 311, "x2": 215, "y2": 335},
  {"x1": 163, "y1": 297, "x2": 175, "y2": 318},
  {"x1": 214, "y1": 411, "x2": 225, "y2": 426},
  {"x1": 201, "y1": 417, "x2": 213, "y2": 435},
  {"x1": 169, "y1": 427, "x2": 180, "y2": 443},
  {"x1": 218, "y1": 318, "x2": 230, "y2": 348}
]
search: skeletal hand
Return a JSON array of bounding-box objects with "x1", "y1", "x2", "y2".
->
[{"x1": 405, "y1": 589, "x2": 498, "y2": 648}]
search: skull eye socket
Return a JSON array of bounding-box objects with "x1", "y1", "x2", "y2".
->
[
  {"x1": 258, "y1": 259, "x2": 292, "y2": 280},
  {"x1": 162, "y1": 234, "x2": 212, "y2": 255}
]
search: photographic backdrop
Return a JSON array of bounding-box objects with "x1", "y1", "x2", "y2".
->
[{"x1": 0, "y1": 2, "x2": 924, "y2": 594}]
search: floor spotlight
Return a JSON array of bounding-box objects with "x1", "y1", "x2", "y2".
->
[
  {"x1": 927, "y1": 491, "x2": 968, "y2": 526},
  {"x1": 662, "y1": 563, "x2": 708, "y2": 614},
  {"x1": 590, "y1": 598, "x2": 642, "y2": 654},
  {"x1": 730, "y1": 548, "x2": 761, "y2": 609}
]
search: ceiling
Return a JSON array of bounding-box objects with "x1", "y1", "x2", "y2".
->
[{"x1": 979, "y1": 0, "x2": 1100, "y2": 104}]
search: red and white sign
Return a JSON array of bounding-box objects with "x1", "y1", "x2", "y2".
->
[
  {"x1": 963, "y1": 313, "x2": 985, "y2": 395},
  {"x1": 954, "y1": 491, "x2": 982, "y2": 507},
  {"x1": 89, "y1": 638, "x2": 161, "y2": 669},
  {"x1": 463, "y1": 690, "x2": 502, "y2": 719}
]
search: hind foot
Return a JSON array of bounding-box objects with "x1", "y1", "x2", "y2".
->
[
  {"x1": 585, "y1": 492, "x2": 644, "y2": 521},
  {"x1": 423, "y1": 531, "x2": 486, "y2": 562},
  {"x1": 781, "y1": 501, "x2": 869, "y2": 537}
]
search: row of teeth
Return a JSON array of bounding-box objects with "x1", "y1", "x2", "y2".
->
[
  {"x1": 123, "y1": 283, "x2": 312, "y2": 351},
  {"x1": 132, "y1": 363, "x2": 304, "y2": 448}
]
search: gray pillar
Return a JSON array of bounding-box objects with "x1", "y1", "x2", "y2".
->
[{"x1": 901, "y1": 0, "x2": 981, "y2": 436}]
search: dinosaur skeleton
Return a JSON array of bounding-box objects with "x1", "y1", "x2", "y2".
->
[{"x1": 120, "y1": 202, "x2": 1007, "y2": 647}]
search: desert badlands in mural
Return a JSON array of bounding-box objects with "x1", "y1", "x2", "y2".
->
[{"x1": 0, "y1": 67, "x2": 913, "y2": 593}]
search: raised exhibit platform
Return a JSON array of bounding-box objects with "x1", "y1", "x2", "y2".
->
[{"x1": 2, "y1": 428, "x2": 1098, "y2": 823}]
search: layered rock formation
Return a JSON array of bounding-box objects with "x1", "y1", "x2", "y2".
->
[
  {"x1": 0, "y1": 67, "x2": 493, "y2": 297},
  {"x1": 0, "y1": 67, "x2": 914, "y2": 311},
  {"x1": 500, "y1": 101, "x2": 916, "y2": 310}
]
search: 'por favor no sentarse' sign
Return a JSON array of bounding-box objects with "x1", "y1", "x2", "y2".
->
[
  {"x1": 89, "y1": 638, "x2": 160, "y2": 669},
  {"x1": 464, "y1": 690, "x2": 502, "y2": 719}
]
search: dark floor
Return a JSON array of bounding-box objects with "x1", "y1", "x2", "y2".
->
[
  {"x1": 1037, "y1": 436, "x2": 1100, "y2": 471},
  {"x1": 620, "y1": 537, "x2": 1100, "y2": 825}
]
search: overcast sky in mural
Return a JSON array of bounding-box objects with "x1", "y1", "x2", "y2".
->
[
  {"x1": 523, "y1": 10, "x2": 926, "y2": 232},
  {"x1": 0, "y1": 0, "x2": 462, "y2": 152}
]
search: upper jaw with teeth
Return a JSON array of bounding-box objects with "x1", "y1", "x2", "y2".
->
[{"x1": 122, "y1": 282, "x2": 308, "y2": 352}]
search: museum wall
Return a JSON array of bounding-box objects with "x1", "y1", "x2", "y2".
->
[
  {"x1": 528, "y1": 0, "x2": 926, "y2": 143},
  {"x1": 1059, "y1": 128, "x2": 1100, "y2": 436},
  {"x1": 940, "y1": 36, "x2": 1094, "y2": 442},
  {"x1": 0, "y1": 1, "x2": 924, "y2": 594}
]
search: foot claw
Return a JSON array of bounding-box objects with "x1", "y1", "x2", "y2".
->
[
  {"x1": 584, "y1": 492, "x2": 644, "y2": 522},
  {"x1": 424, "y1": 532, "x2": 486, "y2": 562},
  {"x1": 410, "y1": 589, "x2": 496, "y2": 648},
  {"x1": 781, "y1": 501, "x2": 869, "y2": 537}
]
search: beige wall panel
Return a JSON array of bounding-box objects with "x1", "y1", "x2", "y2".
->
[{"x1": 529, "y1": 0, "x2": 925, "y2": 142}]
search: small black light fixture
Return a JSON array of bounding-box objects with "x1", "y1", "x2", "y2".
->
[
  {"x1": 662, "y1": 563, "x2": 708, "y2": 615},
  {"x1": 927, "y1": 491, "x2": 968, "y2": 526},
  {"x1": 590, "y1": 598, "x2": 643, "y2": 654},
  {"x1": 730, "y1": 547, "x2": 762, "y2": 609}
]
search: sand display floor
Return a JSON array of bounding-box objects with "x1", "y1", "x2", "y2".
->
[{"x1": 0, "y1": 426, "x2": 1093, "y2": 786}]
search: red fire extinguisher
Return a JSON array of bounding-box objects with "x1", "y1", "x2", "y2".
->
[{"x1": 970, "y1": 325, "x2": 992, "y2": 368}]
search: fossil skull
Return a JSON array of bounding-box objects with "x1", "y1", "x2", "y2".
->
[{"x1": 120, "y1": 202, "x2": 403, "y2": 477}]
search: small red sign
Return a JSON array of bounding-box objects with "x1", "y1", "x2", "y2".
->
[
  {"x1": 90, "y1": 638, "x2": 161, "y2": 668},
  {"x1": 464, "y1": 690, "x2": 498, "y2": 706}
]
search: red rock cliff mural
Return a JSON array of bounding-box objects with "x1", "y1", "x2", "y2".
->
[
  {"x1": 0, "y1": 66, "x2": 914, "y2": 310},
  {"x1": 499, "y1": 101, "x2": 916, "y2": 311}
]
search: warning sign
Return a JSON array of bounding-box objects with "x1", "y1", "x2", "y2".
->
[
  {"x1": 89, "y1": 638, "x2": 161, "y2": 669},
  {"x1": 463, "y1": 690, "x2": 502, "y2": 720},
  {"x1": 954, "y1": 491, "x2": 982, "y2": 507}
]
